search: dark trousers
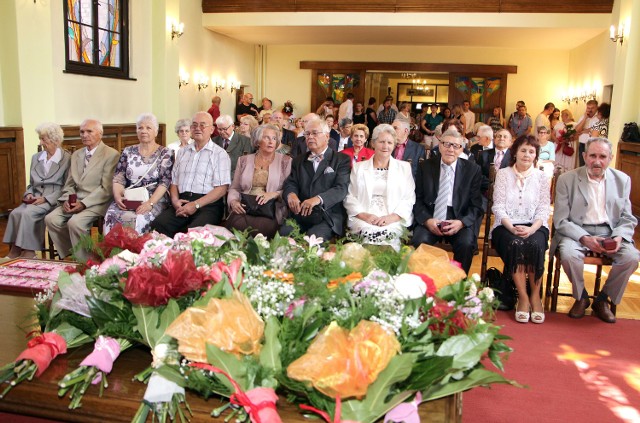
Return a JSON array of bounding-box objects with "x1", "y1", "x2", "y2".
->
[
  {"x1": 578, "y1": 142, "x2": 586, "y2": 167},
  {"x1": 151, "y1": 192, "x2": 223, "y2": 238},
  {"x1": 411, "y1": 224, "x2": 477, "y2": 274}
]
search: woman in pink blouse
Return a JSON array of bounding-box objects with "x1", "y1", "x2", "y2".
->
[{"x1": 491, "y1": 134, "x2": 551, "y2": 324}]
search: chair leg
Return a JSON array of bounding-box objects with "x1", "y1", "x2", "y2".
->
[
  {"x1": 551, "y1": 254, "x2": 562, "y2": 312},
  {"x1": 593, "y1": 265, "x2": 603, "y2": 297},
  {"x1": 544, "y1": 251, "x2": 555, "y2": 311}
]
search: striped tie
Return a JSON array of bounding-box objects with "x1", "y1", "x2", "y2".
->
[
  {"x1": 434, "y1": 164, "x2": 452, "y2": 221},
  {"x1": 494, "y1": 150, "x2": 503, "y2": 171},
  {"x1": 83, "y1": 151, "x2": 93, "y2": 173}
]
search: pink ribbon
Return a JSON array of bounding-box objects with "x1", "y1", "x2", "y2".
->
[
  {"x1": 384, "y1": 392, "x2": 422, "y2": 423},
  {"x1": 16, "y1": 332, "x2": 67, "y2": 377},
  {"x1": 80, "y1": 336, "x2": 121, "y2": 384},
  {"x1": 190, "y1": 362, "x2": 281, "y2": 423}
]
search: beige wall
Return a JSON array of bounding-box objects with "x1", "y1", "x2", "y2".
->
[{"x1": 264, "y1": 44, "x2": 571, "y2": 119}]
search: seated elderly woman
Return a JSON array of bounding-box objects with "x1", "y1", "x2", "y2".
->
[
  {"x1": 3, "y1": 123, "x2": 71, "y2": 258},
  {"x1": 238, "y1": 115, "x2": 259, "y2": 138},
  {"x1": 103, "y1": 113, "x2": 174, "y2": 234},
  {"x1": 167, "y1": 118, "x2": 193, "y2": 153},
  {"x1": 491, "y1": 134, "x2": 550, "y2": 324},
  {"x1": 341, "y1": 124, "x2": 374, "y2": 166},
  {"x1": 344, "y1": 124, "x2": 415, "y2": 250},
  {"x1": 224, "y1": 124, "x2": 292, "y2": 238}
]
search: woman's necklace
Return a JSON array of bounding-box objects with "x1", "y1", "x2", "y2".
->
[{"x1": 255, "y1": 153, "x2": 274, "y2": 170}]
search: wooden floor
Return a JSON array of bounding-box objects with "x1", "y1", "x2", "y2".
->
[{"x1": 1, "y1": 213, "x2": 639, "y2": 319}]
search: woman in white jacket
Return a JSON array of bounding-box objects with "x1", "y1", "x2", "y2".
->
[{"x1": 344, "y1": 124, "x2": 415, "y2": 250}]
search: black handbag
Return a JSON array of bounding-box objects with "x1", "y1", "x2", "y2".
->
[
  {"x1": 484, "y1": 267, "x2": 516, "y2": 311},
  {"x1": 240, "y1": 193, "x2": 276, "y2": 219},
  {"x1": 621, "y1": 122, "x2": 640, "y2": 143}
]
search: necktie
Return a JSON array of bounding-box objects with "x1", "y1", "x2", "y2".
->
[
  {"x1": 308, "y1": 152, "x2": 323, "y2": 171},
  {"x1": 223, "y1": 139, "x2": 230, "y2": 150},
  {"x1": 434, "y1": 164, "x2": 452, "y2": 221},
  {"x1": 494, "y1": 150, "x2": 503, "y2": 171},
  {"x1": 83, "y1": 151, "x2": 93, "y2": 173}
]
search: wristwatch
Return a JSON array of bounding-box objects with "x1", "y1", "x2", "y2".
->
[{"x1": 194, "y1": 201, "x2": 200, "y2": 210}]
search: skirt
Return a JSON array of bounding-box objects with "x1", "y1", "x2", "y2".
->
[{"x1": 492, "y1": 224, "x2": 549, "y2": 281}]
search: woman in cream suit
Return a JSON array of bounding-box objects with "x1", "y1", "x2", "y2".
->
[
  {"x1": 224, "y1": 124, "x2": 292, "y2": 238},
  {"x1": 344, "y1": 124, "x2": 415, "y2": 250},
  {"x1": 4, "y1": 123, "x2": 71, "y2": 258}
]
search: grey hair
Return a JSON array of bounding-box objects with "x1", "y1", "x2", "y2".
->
[
  {"x1": 477, "y1": 125, "x2": 493, "y2": 140},
  {"x1": 586, "y1": 137, "x2": 613, "y2": 156},
  {"x1": 305, "y1": 118, "x2": 329, "y2": 134},
  {"x1": 441, "y1": 126, "x2": 464, "y2": 143},
  {"x1": 216, "y1": 114, "x2": 234, "y2": 127},
  {"x1": 174, "y1": 118, "x2": 191, "y2": 134},
  {"x1": 371, "y1": 123, "x2": 398, "y2": 146},
  {"x1": 392, "y1": 119, "x2": 410, "y2": 131},
  {"x1": 81, "y1": 119, "x2": 103, "y2": 135},
  {"x1": 136, "y1": 113, "x2": 159, "y2": 132},
  {"x1": 339, "y1": 117, "x2": 353, "y2": 128},
  {"x1": 35, "y1": 122, "x2": 64, "y2": 146},
  {"x1": 252, "y1": 124, "x2": 281, "y2": 149}
]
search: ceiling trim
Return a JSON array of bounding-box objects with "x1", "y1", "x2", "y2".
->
[{"x1": 300, "y1": 61, "x2": 518, "y2": 74}]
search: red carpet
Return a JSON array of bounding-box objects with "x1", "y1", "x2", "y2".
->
[{"x1": 463, "y1": 310, "x2": 640, "y2": 423}]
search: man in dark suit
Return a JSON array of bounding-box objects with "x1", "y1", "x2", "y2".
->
[
  {"x1": 281, "y1": 118, "x2": 350, "y2": 241},
  {"x1": 476, "y1": 128, "x2": 513, "y2": 193},
  {"x1": 469, "y1": 125, "x2": 494, "y2": 162},
  {"x1": 212, "y1": 114, "x2": 254, "y2": 178},
  {"x1": 291, "y1": 113, "x2": 337, "y2": 159},
  {"x1": 271, "y1": 111, "x2": 296, "y2": 148},
  {"x1": 412, "y1": 127, "x2": 484, "y2": 273},
  {"x1": 392, "y1": 119, "x2": 426, "y2": 179}
]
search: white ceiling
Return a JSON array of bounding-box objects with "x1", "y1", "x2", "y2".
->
[{"x1": 203, "y1": 12, "x2": 611, "y2": 50}]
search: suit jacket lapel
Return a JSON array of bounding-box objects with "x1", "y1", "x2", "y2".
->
[
  {"x1": 577, "y1": 167, "x2": 589, "y2": 205},
  {"x1": 452, "y1": 160, "x2": 464, "y2": 212},
  {"x1": 311, "y1": 148, "x2": 333, "y2": 185},
  {"x1": 604, "y1": 168, "x2": 616, "y2": 218}
]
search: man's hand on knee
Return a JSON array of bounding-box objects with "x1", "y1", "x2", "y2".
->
[{"x1": 579, "y1": 235, "x2": 606, "y2": 254}]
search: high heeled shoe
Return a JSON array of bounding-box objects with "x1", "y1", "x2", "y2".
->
[{"x1": 515, "y1": 306, "x2": 530, "y2": 323}]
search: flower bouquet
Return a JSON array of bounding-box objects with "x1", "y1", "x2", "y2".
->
[{"x1": 556, "y1": 123, "x2": 576, "y2": 156}]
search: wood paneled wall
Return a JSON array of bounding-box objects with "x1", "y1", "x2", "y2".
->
[
  {"x1": 617, "y1": 142, "x2": 640, "y2": 217},
  {"x1": 0, "y1": 128, "x2": 26, "y2": 214},
  {"x1": 60, "y1": 123, "x2": 167, "y2": 153}
]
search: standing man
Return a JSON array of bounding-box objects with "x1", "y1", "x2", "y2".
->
[
  {"x1": 151, "y1": 112, "x2": 230, "y2": 237},
  {"x1": 392, "y1": 119, "x2": 426, "y2": 180},
  {"x1": 462, "y1": 100, "x2": 476, "y2": 138},
  {"x1": 208, "y1": 96, "x2": 221, "y2": 137},
  {"x1": 534, "y1": 102, "x2": 555, "y2": 133},
  {"x1": 281, "y1": 118, "x2": 350, "y2": 241},
  {"x1": 551, "y1": 137, "x2": 639, "y2": 323},
  {"x1": 45, "y1": 119, "x2": 119, "y2": 261},
  {"x1": 421, "y1": 103, "x2": 444, "y2": 141},
  {"x1": 378, "y1": 98, "x2": 398, "y2": 125},
  {"x1": 236, "y1": 93, "x2": 259, "y2": 121},
  {"x1": 412, "y1": 127, "x2": 483, "y2": 274},
  {"x1": 574, "y1": 99, "x2": 599, "y2": 166},
  {"x1": 506, "y1": 100, "x2": 527, "y2": 130},
  {"x1": 338, "y1": 92, "x2": 354, "y2": 122},
  {"x1": 509, "y1": 104, "x2": 533, "y2": 139},
  {"x1": 212, "y1": 114, "x2": 254, "y2": 178}
]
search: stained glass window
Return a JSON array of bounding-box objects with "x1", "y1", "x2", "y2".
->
[{"x1": 64, "y1": 0, "x2": 129, "y2": 79}]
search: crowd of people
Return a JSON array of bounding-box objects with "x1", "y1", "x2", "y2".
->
[{"x1": 3, "y1": 93, "x2": 637, "y2": 325}]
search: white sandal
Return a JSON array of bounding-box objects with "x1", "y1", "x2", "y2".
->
[
  {"x1": 531, "y1": 310, "x2": 545, "y2": 324},
  {"x1": 515, "y1": 308, "x2": 530, "y2": 323}
]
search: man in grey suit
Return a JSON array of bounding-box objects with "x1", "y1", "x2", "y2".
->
[
  {"x1": 552, "y1": 137, "x2": 639, "y2": 323},
  {"x1": 212, "y1": 114, "x2": 254, "y2": 178},
  {"x1": 45, "y1": 119, "x2": 119, "y2": 261}
]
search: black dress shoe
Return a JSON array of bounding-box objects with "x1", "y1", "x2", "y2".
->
[
  {"x1": 592, "y1": 300, "x2": 616, "y2": 323},
  {"x1": 568, "y1": 298, "x2": 590, "y2": 319}
]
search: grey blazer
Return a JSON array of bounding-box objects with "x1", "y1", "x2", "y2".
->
[
  {"x1": 551, "y1": 166, "x2": 637, "y2": 254},
  {"x1": 212, "y1": 132, "x2": 255, "y2": 178},
  {"x1": 24, "y1": 149, "x2": 72, "y2": 206}
]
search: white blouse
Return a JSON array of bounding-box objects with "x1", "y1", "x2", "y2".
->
[{"x1": 491, "y1": 166, "x2": 550, "y2": 234}]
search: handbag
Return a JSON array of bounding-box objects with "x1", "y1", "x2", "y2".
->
[
  {"x1": 240, "y1": 193, "x2": 276, "y2": 219},
  {"x1": 122, "y1": 154, "x2": 160, "y2": 210},
  {"x1": 621, "y1": 122, "x2": 640, "y2": 143},
  {"x1": 562, "y1": 143, "x2": 575, "y2": 156},
  {"x1": 483, "y1": 267, "x2": 516, "y2": 311}
]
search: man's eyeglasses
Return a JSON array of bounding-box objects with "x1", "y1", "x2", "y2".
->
[
  {"x1": 218, "y1": 125, "x2": 233, "y2": 132},
  {"x1": 304, "y1": 130, "x2": 325, "y2": 138},
  {"x1": 190, "y1": 123, "x2": 210, "y2": 129},
  {"x1": 441, "y1": 141, "x2": 463, "y2": 150}
]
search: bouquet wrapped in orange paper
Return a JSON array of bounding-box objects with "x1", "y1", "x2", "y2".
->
[{"x1": 407, "y1": 244, "x2": 466, "y2": 290}]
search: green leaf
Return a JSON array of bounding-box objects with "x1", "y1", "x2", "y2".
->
[
  {"x1": 405, "y1": 355, "x2": 454, "y2": 390},
  {"x1": 205, "y1": 343, "x2": 249, "y2": 392},
  {"x1": 259, "y1": 317, "x2": 282, "y2": 374},
  {"x1": 341, "y1": 353, "x2": 416, "y2": 422},
  {"x1": 422, "y1": 368, "x2": 521, "y2": 401},
  {"x1": 51, "y1": 321, "x2": 90, "y2": 346},
  {"x1": 155, "y1": 365, "x2": 187, "y2": 388},
  {"x1": 436, "y1": 333, "x2": 494, "y2": 370},
  {"x1": 132, "y1": 299, "x2": 180, "y2": 348},
  {"x1": 48, "y1": 271, "x2": 72, "y2": 319}
]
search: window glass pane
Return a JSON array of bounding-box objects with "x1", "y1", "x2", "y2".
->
[
  {"x1": 68, "y1": 0, "x2": 93, "y2": 25},
  {"x1": 81, "y1": 24, "x2": 94, "y2": 64},
  {"x1": 99, "y1": 30, "x2": 120, "y2": 67},
  {"x1": 98, "y1": 0, "x2": 120, "y2": 32},
  {"x1": 67, "y1": 21, "x2": 81, "y2": 61}
]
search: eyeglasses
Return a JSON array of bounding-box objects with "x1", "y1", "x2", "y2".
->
[
  {"x1": 304, "y1": 130, "x2": 325, "y2": 138},
  {"x1": 218, "y1": 125, "x2": 233, "y2": 132},
  {"x1": 495, "y1": 134, "x2": 510, "y2": 138},
  {"x1": 441, "y1": 141, "x2": 463, "y2": 150},
  {"x1": 190, "y1": 123, "x2": 210, "y2": 129}
]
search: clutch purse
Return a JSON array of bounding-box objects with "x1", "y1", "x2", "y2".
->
[
  {"x1": 240, "y1": 193, "x2": 276, "y2": 219},
  {"x1": 123, "y1": 187, "x2": 150, "y2": 211}
]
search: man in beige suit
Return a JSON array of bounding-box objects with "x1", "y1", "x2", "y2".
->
[
  {"x1": 45, "y1": 119, "x2": 119, "y2": 261},
  {"x1": 551, "y1": 137, "x2": 639, "y2": 323}
]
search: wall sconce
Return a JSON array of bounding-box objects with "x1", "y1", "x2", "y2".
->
[
  {"x1": 214, "y1": 79, "x2": 226, "y2": 92},
  {"x1": 178, "y1": 72, "x2": 189, "y2": 89},
  {"x1": 196, "y1": 75, "x2": 209, "y2": 91},
  {"x1": 171, "y1": 22, "x2": 184, "y2": 40},
  {"x1": 561, "y1": 89, "x2": 597, "y2": 104},
  {"x1": 229, "y1": 81, "x2": 241, "y2": 93},
  {"x1": 610, "y1": 24, "x2": 624, "y2": 45}
]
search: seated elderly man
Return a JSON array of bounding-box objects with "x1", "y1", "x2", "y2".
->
[
  {"x1": 411, "y1": 127, "x2": 484, "y2": 274},
  {"x1": 552, "y1": 137, "x2": 639, "y2": 323},
  {"x1": 281, "y1": 118, "x2": 350, "y2": 241},
  {"x1": 151, "y1": 112, "x2": 231, "y2": 237},
  {"x1": 291, "y1": 113, "x2": 338, "y2": 159},
  {"x1": 468, "y1": 124, "x2": 494, "y2": 162},
  {"x1": 213, "y1": 114, "x2": 254, "y2": 179},
  {"x1": 45, "y1": 119, "x2": 119, "y2": 261},
  {"x1": 392, "y1": 119, "x2": 426, "y2": 180}
]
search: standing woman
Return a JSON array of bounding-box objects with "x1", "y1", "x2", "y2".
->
[
  {"x1": 4, "y1": 123, "x2": 71, "y2": 258},
  {"x1": 225, "y1": 124, "x2": 292, "y2": 238},
  {"x1": 491, "y1": 134, "x2": 550, "y2": 324},
  {"x1": 365, "y1": 97, "x2": 378, "y2": 139},
  {"x1": 553, "y1": 109, "x2": 576, "y2": 171},
  {"x1": 103, "y1": 113, "x2": 174, "y2": 234},
  {"x1": 344, "y1": 124, "x2": 415, "y2": 250},
  {"x1": 451, "y1": 104, "x2": 467, "y2": 130},
  {"x1": 353, "y1": 101, "x2": 366, "y2": 125},
  {"x1": 167, "y1": 118, "x2": 193, "y2": 154},
  {"x1": 486, "y1": 106, "x2": 505, "y2": 134},
  {"x1": 341, "y1": 124, "x2": 375, "y2": 166}
]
